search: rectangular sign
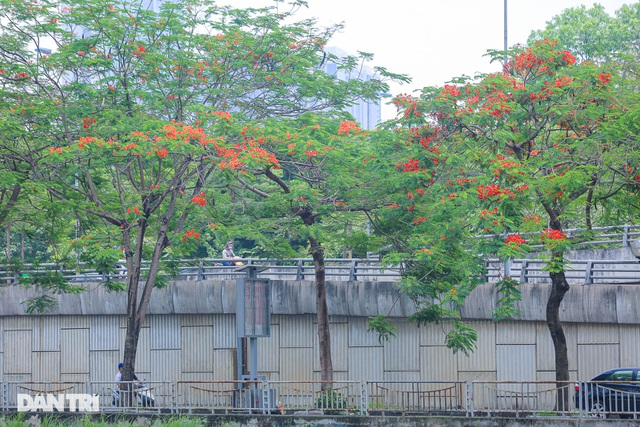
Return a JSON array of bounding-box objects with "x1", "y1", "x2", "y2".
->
[{"x1": 238, "y1": 278, "x2": 270, "y2": 338}]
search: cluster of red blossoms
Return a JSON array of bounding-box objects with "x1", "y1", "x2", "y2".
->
[
  {"x1": 542, "y1": 228, "x2": 567, "y2": 240},
  {"x1": 504, "y1": 234, "x2": 527, "y2": 246},
  {"x1": 182, "y1": 229, "x2": 200, "y2": 242},
  {"x1": 191, "y1": 193, "x2": 206, "y2": 207}
]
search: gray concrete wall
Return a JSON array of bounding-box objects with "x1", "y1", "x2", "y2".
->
[{"x1": 1, "y1": 280, "x2": 640, "y2": 384}]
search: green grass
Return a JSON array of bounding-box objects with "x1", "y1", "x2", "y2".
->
[{"x1": 0, "y1": 415, "x2": 207, "y2": 427}]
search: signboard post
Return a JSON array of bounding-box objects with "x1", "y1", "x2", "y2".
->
[{"x1": 236, "y1": 265, "x2": 270, "y2": 382}]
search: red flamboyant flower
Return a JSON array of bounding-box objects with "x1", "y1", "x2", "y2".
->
[
  {"x1": 598, "y1": 73, "x2": 612, "y2": 85},
  {"x1": 504, "y1": 234, "x2": 527, "y2": 246},
  {"x1": 191, "y1": 193, "x2": 206, "y2": 207},
  {"x1": 157, "y1": 147, "x2": 168, "y2": 158},
  {"x1": 562, "y1": 50, "x2": 576, "y2": 66},
  {"x1": 338, "y1": 121, "x2": 361, "y2": 135},
  {"x1": 182, "y1": 229, "x2": 200, "y2": 242},
  {"x1": 83, "y1": 117, "x2": 97, "y2": 129},
  {"x1": 477, "y1": 184, "x2": 502, "y2": 200},
  {"x1": 542, "y1": 228, "x2": 567, "y2": 240}
]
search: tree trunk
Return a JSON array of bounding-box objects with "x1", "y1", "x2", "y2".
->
[
  {"x1": 547, "y1": 259, "x2": 571, "y2": 412},
  {"x1": 310, "y1": 236, "x2": 333, "y2": 390}
]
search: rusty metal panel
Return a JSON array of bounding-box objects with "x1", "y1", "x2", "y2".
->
[
  {"x1": 213, "y1": 314, "x2": 236, "y2": 349},
  {"x1": 349, "y1": 317, "x2": 381, "y2": 347},
  {"x1": 150, "y1": 315, "x2": 181, "y2": 350},
  {"x1": 61, "y1": 328, "x2": 89, "y2": 374},
  {"x1": 32, "y1": 351, "x2": 61, "y2": 382},
  {"x1": 458, "y1": 321, "x2": 496, "y2": 373},
  {"x1": 384, "y1": 320, "x2": 419, "y2": 372},
  {"x1": 419, "y1": 346, "x2": 458, "y2": 381},
  {"x1": 32, "y1": 317, "x2": 60, "y2": 352},
  {"x1": 4, "y1": 316, "x2": 32, "y2": 330},
  {"x1": 280, "y1": 315, "x2": 314, "y2": 348},
  {"x1": 279, "y1": 347, "x2": 313, "y2": 381},
  {"x1": 181, "y1": 326, "x2": 213, "y2": 373},
  {"x1": 619, "y1": 325, "x2": 640, "y2": 368},
  {"x1": 213, "y1": 349, "x2": 236, "y2": 381},
  {"x1": 497, "y1": 344, "x2": 536, "y2": 381},
  {"x1": 60, "y1": 315, "x2": 89, "y2": 329},
  {"x1": 90, "y1": 316, "x2": 120, "y2": 350},
  {"x1": 4, "y1": 330, "x2": 32, "y2": 373},
  {"x1": 348, "y1": 346, "x2": 383, "y2": 381},
  {"x1": 313, "y1": 322, "x2": 348, "y2": 373},
  {"x1": 90, "y1": 350, "x2": 120, "y2": 382},
  {"x1": 496, "y1": 321, "x2": 535, "y2": 344},
  {"x1": 258, "y1": 323, "x2": 280, "y2": 373},
  {"x1": 151, "y1": 349, "x2": 182, "y2": 382},
  {"x1": 577, "y1": 343, "x2": 619, "y2": 381}
]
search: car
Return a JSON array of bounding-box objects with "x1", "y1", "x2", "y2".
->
[{"x1": 575, "y1": 368, "x2": 640, "y2": 418}]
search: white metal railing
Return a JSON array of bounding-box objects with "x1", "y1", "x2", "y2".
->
[
  {"x1": 3, "y1": 379, "x2": 640, "y2": 418},
  {"x1": 1, "y1": 224, "x2": 638, "y2": 285}
]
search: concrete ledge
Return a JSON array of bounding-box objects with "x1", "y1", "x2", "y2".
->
[{"x1": 2, "y1": 280, "x2": 640, "y2": 324}]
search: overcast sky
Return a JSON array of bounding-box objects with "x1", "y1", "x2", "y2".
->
[{"x1": 227, "y1": 0, "x2": 633, "y2": 119}]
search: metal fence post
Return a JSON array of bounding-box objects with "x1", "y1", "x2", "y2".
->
[
  {"x1": 466, "y1": 382, "x2": 474, "y2": 417},
  {"x1": 623, "y1": 225, "x2": 630, "y2": 247},
  {"x1": 519, "y1": 260, "x2": 528, "y2": 284},
  {"x1": 197, "y1": 261, "x2": 204, "y2": 281},
  {"x1": 584, "y1": 261, "x2": 593, "y2": 285},
  {"x1": 349, "y1": 260, "x2": 357, "y2": 282},
  {"x1": 360, "y1": 381, "x2": 367, "y2": 415},
  {"x1": 296, "y1": 259, "x2": 304, "y2": 281}
]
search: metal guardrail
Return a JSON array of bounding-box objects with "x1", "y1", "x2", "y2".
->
[
  {"x1": 3, "y1": 379, "x2": 639, "y2": 419},
  {"x1": 1, "y1": 225, "x2": 638, "y2": 285}
]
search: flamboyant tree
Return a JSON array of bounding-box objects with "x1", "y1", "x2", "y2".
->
[
  {"x1": 0, "y1": 0, "x2": 400, "y2": 384},
  {"x1": 362, "y1": 39, "x2": 637, "y2": 408}
]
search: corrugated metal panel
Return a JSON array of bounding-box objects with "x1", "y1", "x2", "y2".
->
[
  {"x1": 213, "y1": 350, "x2": 236, "y2": 381},
  {"x1": 4, "y1": 330, "x2": 32, "y2": 373},
  {"x1": 150, "y1": 315, "x2": 181, "y2": 350},
  {"x1": 384, "y1": 370, "x2": 420, "y2": 381},
  {"x1": 419, "y1": 322, "x2": 453, "y2": 346},
  {"x1": 61, "y1": 328, "x2": 89, "y2": 374},
  {"x1": 32, "y1": 351, "x2": 61, "y2": 382},
  {"x1": 619, "y1": 325, "x2": 640, "y2": 367},
  {"x1": 279, "y1": 348, "x2": 314, "y2": 380},
  {"x1": 280, "y1": 315, "x2": 313, "y2": 348},
  {"x1": 349, "y1": 317, "x2": 382, "y2": 347},
  {"x1": 577, "y1": 324, "x2": 619, "y2": 344},
  {"x1": 459, "y1": 370, "x2": 496, "y2": 383},
  {"x1": 60, "y1": 315, "x2": 89, "y2": 329},
  {"x1": 182, "y1": 314, "x2": 214, "y2": 326},
  {"x1": 151, "y1": 349, "x2": 181, "y2": 382},
  {"x1": 90, "y1": 316, "x2": 119, "y2": 350},
  {"x1": 33, "y1": 317, "x2": 60, "y2": 352},
  {"x1": 4, "y1": 373, "x2": 32, "y2": 382},
  {"x1": 120, "y1": 314, "x2": 149, "y2": 328},
  {"x1": 0, "y1": 317, "x2": 3, "y2": 352},
  {"x1": 497, "y1": 344, "x2": 536, "y2": 381},
  {"x1": 258, "y1": 324, "x2": 280, "y2": 372},
  {"x1": 496, "y1": 321, "x2": 535, "y2": 344},
  {"x1": 458, "y1": 321, "x2": 496, "y2": 373},
  {"x1": 419, "y1": 346, "x2": 458, "y2": 381},
  {"x1": 384, "y1": 321, "x2": 418, "y2": 372},
  {"x1": 577, "y1": 343, "x2": 619, "y2": 380},
  {"x1": 182, "y1": 326, "x2": 213, "y2": 373},
  {"x1": 4, "y1": 316, "x2": 32, "y2": 330},
  {"x1": 137, "y1": 327, "x2": 152, "y2": 373},
  {"x1": 61, "y1": 373, "x2": 89, "y2": 383},
  {"x1": 313, "y1": 322, "x2": 348, "y2": 373},
  {"x1": 348, "y1": 347, "x2": 383, "y2": 381},
  {"x1": 0, "y1": 353, "x2": 3, "y2": 381},
  {"x1": 213, "y1": 314, "x2": 236, "y2": 349},
  {"x1": 90, "y1": 350, "x2": 119, "y2": 382}
]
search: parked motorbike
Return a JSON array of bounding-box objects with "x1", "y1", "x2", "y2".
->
[{"x1": 111, "y1": 381, "x2": 155, "y2": 408}]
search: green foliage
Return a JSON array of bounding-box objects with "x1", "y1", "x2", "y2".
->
[
  {"x1": 367, "y1": 315, "x2": 397, "y2": 343},
  {"x1": 445, "y1": 322, "x2": 478, "y2": 356},
  {"x1": 315, "y1": 389, "x2": 348, "y2": 414},
  {"x1": 491, "y1": 277, "x2": 522, "y2": 321}
]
